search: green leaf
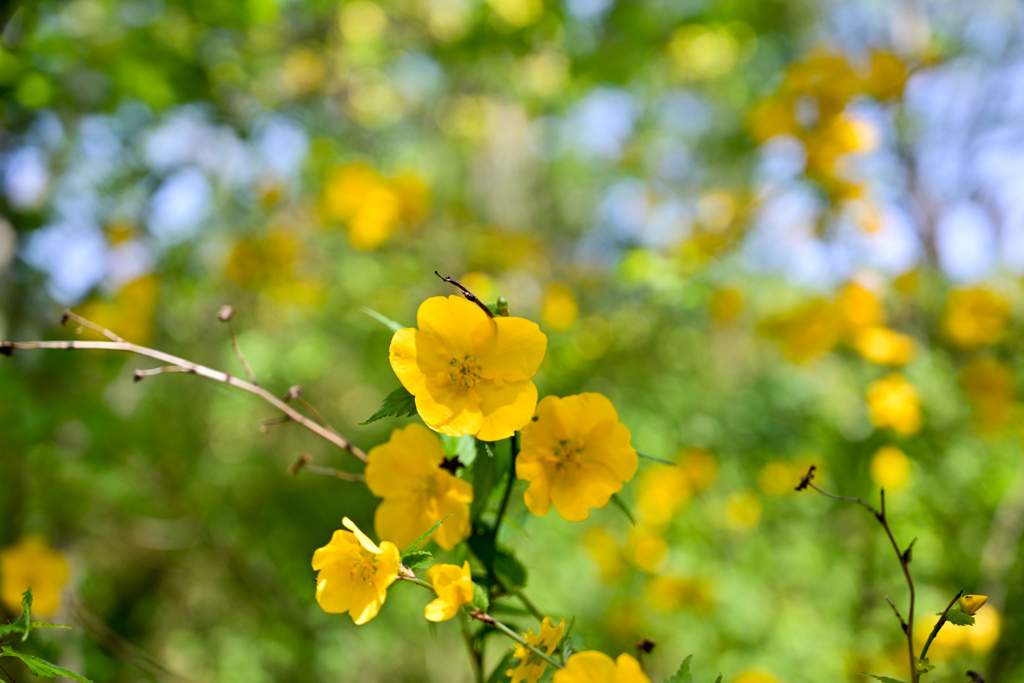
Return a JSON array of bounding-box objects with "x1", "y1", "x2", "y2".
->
[
  {"x1": 0, "y1": 622, "x2": 25, "y2": 637},
  {"x1": 360, "y1": 386, "x2": 417, "y2": 425},
  {"x1": 609, "y1": 493, "x2": 637, "y2": 527},
  {"x1": 915, "y1": 658, "x2": 935, "y2": 674},
  {"x1": 942, "y1": 607, "x2": 975, "y2": 626},
  {"x1": 859, "y1": 673, "x2": 908, "y2": 683},
  {"x1": 638, "y1": 451, "x2": 676, "y2": 465},
  {"x1": 401, "y1": 550, "x2": 434, "y2": 570},
  {"x1": 20, "y1": 589, "x2": 31, "y2": 641},
  {"x1": 470, "y1": 441, "x2": 497, "y2": 521},
  {"x1": 713, "y1": 676, "x2": 722, "y2": 683},
  {"x1": 494, "y1": 547, "x2": 527, "y2": 589},
  {"x1": 360, "y1": 307, "x2": 406, "y2": 333},
  {"x1": 29, "y1": 622, "x2": 73, "y2": 630},
  {"x1": 441, "y1": 434, "x2": 477, "y2": 468},
  {"x1": 0, "y1": 647, "x2": 95, "y2": 682},
  {"x1": 485, "y1": 650, "x2": 515, "y2": 683},
  {"x1": 662, "y1": 654, "x2": 693, "y2": 683},
  {"x1": 402, "y1": 516, "x2": 451, "y2": 556},
  {"x1": 472, "y1": 582, "x2": 490, "y2": 612}
]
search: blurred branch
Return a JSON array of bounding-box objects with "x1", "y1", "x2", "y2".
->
[
  {"x1": 797, "y1": 465, "x2": 920, "y2": 683},
  {"x1": 919, "y1": 590, "x2": 965, "y2": 662},
  {"x1": 0, "y1": 310, "x2": 368, "y2": 463},
  {"x1": 287, "y1": 453, "x2": 363, "y2": 482}
]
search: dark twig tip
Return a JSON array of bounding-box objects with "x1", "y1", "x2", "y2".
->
[
  {"x1": 966, "y1": 670, "x2": 986, "y2": 682},
  {"x1": 0, "y1": 343, "x2": 12, "y2": 357},
  {"x1": 217, "y1": 305, "x2": 234, "y2": 322},
  {"x1": 60, "y1": 310, "x2": 71, "y2": 325},
  {"x1": 636, "y1": 637, "x2": 656, "y2": 654},
  {"x1": 133, "y1": 369, "x2": 144, "y2": 382},
  {"x1": 795, "y1": 464, "x2": 816, "y2": 491}
]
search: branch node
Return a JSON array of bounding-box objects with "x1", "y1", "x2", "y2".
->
[
  {"x1": 287, "y1": 453, "x2": 312, "y2": 476},
  {"x1": 795, "y1": 464, "x2": 816, "y2": 491},
  {"x1": 285, "y1": 385, "x2": 302, "y2": 401},
  {"x1": 133, "y1": 369, "x2": 144, "y2": 383},
  {"x1": 61, "y1": 309, "x2": 71, "y2": 325}
]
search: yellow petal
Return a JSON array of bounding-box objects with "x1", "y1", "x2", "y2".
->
[
  {"x1": 349, "y1": 582, "x2": 385, "y2": 625},
  {"x1": 554, "y1": 651, "x2": 617, "y2": 683},
  {"x1": 343, "y1": 517, "x2": 383, "y2": 554},
  {"x1": 315, "y1": 565, "x2": 358, "y2": 613},
  {"x1": 375, "y1": 497, "x2": 433, "y2": 551},
  {"x1": 390, "y1": 328, "x2": 450, "y2": 395},
  {"x1": 962, "y1": 594, "x2": 988, "y2": 616},
  {"x1": 432, "y1": 488, "x2": 474, "y2": 550},
  {"x1": 478, "y1": 316, "x2": 547, "y2": 382},
  {"x1": 550, "y1": 463, "x2": 624, "y2": 522},
  {"x1": 614, "y1": 654, "x2": 653, "y2": 682},
  {"x1": 517, "y1": 454, "x2": 553, "y2": 516},
  {"x1": 365, "y1": 424, "x2": 446, "y2": 498},
  {"x1": 580, "y1": 422, "x2": 638, "y2": 482},
  {"x1": 311, "y1": 530, "x2": 360, "y2": 570},
  {"x1": 424, "y1": 596, "x2": 461, "y2": 622},
  {"x1": 415, "y1": 384, "x2": 483, "y2": 436},
  {"x1": 417, "y1": 296, "x2": 493, "y2": 357},
  {"x1": 475, "y1": 379, "x2": 539, "y2": 441}
]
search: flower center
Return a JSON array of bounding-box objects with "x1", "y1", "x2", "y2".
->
[
  {"x1": 350, "y1": 549, "x2": 378, "y2": 583},
  {"x1": 553, "y1": 439, "x2": 583, "y2": 471},
  {"x1": 449, "y1": 354, "x2": 483, "y2": 389}
]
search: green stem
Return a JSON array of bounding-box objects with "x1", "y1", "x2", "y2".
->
[
  {"x1": 398, "y1": 575, "x2": 434, "y2": 591},
  {"x1": 493, "y1": 432, "x2": 519, "y2": 535},
  {"x1": 474, "y1": 612, "x2": 563, "y2": 670},
  {"x1": 511, "y1": 587, "x2": 545, "y2": 623},
  {"x1": 919, "y1": 590, "x2": 964, "y2": 662}
]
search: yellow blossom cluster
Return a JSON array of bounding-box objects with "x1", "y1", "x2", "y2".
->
[
  {"x1": 749, "y1": 50, "x2": 907, "y2": 203},
  {"x1": 320, "y1": 162, "x2": 430, "y2": 250},
  {"x1": 866, "y1": 373, "x2": 921, "y2": 435},
  {"x1": 942, "y1": 287, "x2": 1010, "y2": 350},
  {"x1": 960, "y1": 356, "x2": 1015, "y2": 432}
]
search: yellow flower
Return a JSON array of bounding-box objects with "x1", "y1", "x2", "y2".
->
[
  {"x1": 942, "y1": 287, "x2": 1010, "y2": 350},
  {"x1": 390, "y1": 295, "x2": 547, "y2": 441},
  {"x1": 709, "y1": 287, "x2": 743, "y2": 324},
  {"x1": 516, "y1": 393, "x2": 638, "y2": 521},
  {"x1": 759, "y1": 299, "x2": 840, "y2": 364},
  {"x1": 836, "y1": 282, "x2": 884, "y2": 338},
  {"x1": 870, "y1": 445, "x2": 911, "y2": 489},
  {"x1": 624, "y1": 526, "x2": 668, "y2": 573},
  {"x1": 866, "y1": 373, "x2": 921, "y2": 435},
  {"x1": 364, "y1": 424, "x2": 473, "y2": 550},
  {"x1": 643, "y1": 575, "x2": 715, "y2": 614},
  {"x1": 424, "y1": 561, "x2": 474, "y2": 622},
  {"x1": 311, "y1": 517, "x2": 400, "y2": 625},
  {"x1": 635, "y1": 463, "x2": 691, "y2": 526},
  {"x1": 508, "y1": 617, "x2": 565, "y2": 683},
  {"x1": 961, "y1": 594, "x2": 988, "y2": 616},
  {"x1": 583, "y1": 527, "x2": 626, "y2": 584},
  {"x1": 724, "y1": 489, "x2": 763, "y2": 532},
  {"x1": 961, "y1": 357, "x2": 1014, "y2": 432},
  {"x1": 854, "y1": 326, "x2": 918, "y2": 366},
  {"x1": 554, "y1": 652, "x2": 652, "y2": 683},
  {"x1": 0, "y1": 536, "x2": 69, "y2": 616},
  {"x1": 541, "y1": 283, "x2": 580, "y2": 332}
]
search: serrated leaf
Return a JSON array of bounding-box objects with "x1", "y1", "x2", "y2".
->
[
  {"x1": 942, "y1": 607, "x2": 976, "y2": 626},
  {"x1": 401, "y1": 550, "x2": 434, "y2": 570},
  {"x1": 20, "y1": 589, "x2": 31, "y2": 641},
  {"x1": 494, "y1": 548, "x2": 527, "y2": 589},
  {"x1": 361, "y1": 386, "x2": 418, "y2": 425},
  {"x1": 440, "y1": 434, "x2": 477, "y2": 468},
  {"x1": 859, "y1": 673, "x2": 908, "y2": 683},
  {"x1": 485, "y1": 650, "x2": 515, "y2": 683},
  {"x1": 0, "y1": 647, "x2": 95, "y2": 682},
  {"x1": 360, "y1": 307, "x2": 406, "y2": 333},
  {"x1": 609, "y1": 493, "x2": 637, "y2": 527},
  {"x1": 472, "y1": 582, "x2": 490, "y2": 612},
  {"x1": 471, "y1": 441, "x2": 497, "y2": 521},
  {"x1": 402, "y1": 516, "x2": 451, "y2": 555},
  {"x1": 638, "y1": 451, "x2": 676, "y2": 465},
  {"x1": 662, "y1": 654, "x2": 693, "y2": 683}
]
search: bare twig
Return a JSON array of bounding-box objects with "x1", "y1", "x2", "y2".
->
[
  {"x1": 1, "y1": 310, "x2": 367, "y2": 463},
  {"x1": 435, "y1": 271, "x2": 494, "y2": 319},
  {"x1": 287, "y1": 453, "x2": 363, "y2": 482},
  {"x1": 217, "y1": 305, "x2": 260, "y2": 386},
  {"x1": 797, "y1": 465, "x2": 919, "y2": 683}
]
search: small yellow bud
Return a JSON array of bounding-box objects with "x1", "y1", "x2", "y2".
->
[{"x1": 961, "y1": 595, "x2": 988, "y2": 616}]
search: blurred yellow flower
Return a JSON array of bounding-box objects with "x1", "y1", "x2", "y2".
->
[
  {"x1": 961, "y1": 594, "x2": 988, "y2": 616},
  {"x1": 709, "y1": 287, "x2": 743, "y2": 324},
  {"x1": 364, "y1": 424, "x2": 473, "y2": 550},
  {"x1": 554, "y1": 652, "x2": 652, "y2": 683},
  {"x1": 78, "y1": 274, "x2": 160, "y2": 345},
  {"x1": 757, "y1": 461, "x2": 797, "y2": 497},
  {"x1": 863, "y1": 51, "x2": 908, "y2": 101},
  {"x1": 312, "y1": 517, "x2": 400, "y2": 625},
  {"x1": 635, "y1": 463, "x2": 691, "y2": 526},
  {"x1": 390, "y1": 295, "x2": 547, "y2": 441},
  {"x1": 913, "y1": 604, "x2": 1001, "y2": 657},
  {"x1": 0, "y1": 536, "x2": 69, "y2": 616},
  {"x1": 424, "y1": 561, "x2": 474, "y2": 622},
  {"x1": 866, "y1": 373, "x2": 921, "y2": 435},
  {"x1": 760, "y1": 299, "x2": 840, "y2": 364},
  {"x1": 942, "y1": 287, "x2": 1010, "y2": 350},
  {"x1": 508, "y1": 616, "x2": 565, "y2": 683},
  {"x1": 680, "y1": 448, "x2": 718, "y2": 492},
  {"x1": 644, "y1": 575, "x2": 715, "y2": 614},
  {"x1": 869, "y1": 445, "x2": 911, "y2": 490},
  {"x1": 854, "y1": 326, "x2": 918, "y2": 366},
  {"x1": 724, "y1": 489, "x2": 762, "y2": 532},
  {"x1": 733, "y1": 670, "x2": 780, "y2": 683},
  {"x1": 280, "y1": 48, "x2": 326, "y2": 97},
  {"x1": 836, "y1": 282, "x2": 884, "y2": 338},
  {"x1": 517, "y1": 393, "x2": 638, "y2": 521},
  {"x1": 624, "y1": 526, "x2": 668, "y2": 574},
  {"x1": 969, "y1": 604, "x2": 1000, "y2": 651},
  {"x1": 583, "y1": 527, "x2": 625, "y2": 584},
  {"x1": 541, "y1": 283, "x2": 580, "y2": 332},
  {"x1": 961, "y1": 356, "x2": 1015, "y2": 432}
]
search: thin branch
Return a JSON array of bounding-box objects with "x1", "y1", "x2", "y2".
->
[
  {"x1": 287, "y1": 454, "x2": 364, "y2": 482},
  {"x1": 919, "y1": 590, "x2": 965, "y2": 661},
  {"x1": 64, "y1": 309, "x2": 124, "y2": 342},
  {"x1": 1, "y1": 311, "x2": 367, "y2": 463},
  {"x1": 217, "y1": 306, "x2": 260, "y2": 386},
  {"x1": 885, "y1": 595, "x2": 908, "y2": 632},
  {"x1": 435, "y1": 271, "x2": 494, "y2": 319},
  {"x1": 797, "y1": 465, "x2": 919, "y2": 683},
  {"x1": 468, "y1": 610, "x2": 562, "y2": 670}
]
